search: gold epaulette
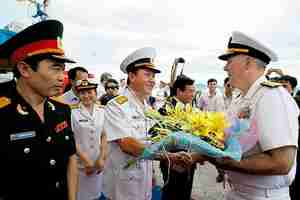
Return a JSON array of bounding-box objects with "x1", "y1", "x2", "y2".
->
[
  {"x1": 0, "y1": 96, "x2": 11, "y2": 109},
  {"x1": 50, "y1": 95, "x2": 66, "y2": 104},
  {"x1": 261, "y1": 81, "x2": 282, "y2": 88},
  {"x1": 69, "y1": 104, "x2": 80, "y2": 109},
  {"x1": 115, "y1": 95, "x2": 128, "y2": 105},
  {"x1": 95, "y1": 101, "x2": 105, "y2": 108}
]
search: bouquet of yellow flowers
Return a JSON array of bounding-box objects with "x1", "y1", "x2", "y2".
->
[
  {"x1": 147, "y1": 104, "x2": 229, "y2": 150},
  {"x1": 124, "y1": 104, "x2": 250, "y2": 169}
]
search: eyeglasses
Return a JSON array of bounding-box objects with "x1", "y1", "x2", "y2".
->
[{"x1": 105, "y1": 86, "x2": 119, "y2": 90}]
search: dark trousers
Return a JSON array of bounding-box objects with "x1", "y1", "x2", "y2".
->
[
  {"x1": 290, "y1": 180, "x2": 298, "y2": 200},
  {"x1": 160, "y1": 161, "x2": 196, "y2": 200}
]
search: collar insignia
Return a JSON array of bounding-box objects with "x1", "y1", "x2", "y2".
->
[
  {"x1": 48, "y1": 101, "x2": 56, "y2": 111},
  {"x1": 17, "y1": 104, "x2": 29, "y2": 115}
]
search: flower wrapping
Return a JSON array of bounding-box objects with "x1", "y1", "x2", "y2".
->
[{"x1": 124, "y1": 105, "x2": 251, "y2": 168}]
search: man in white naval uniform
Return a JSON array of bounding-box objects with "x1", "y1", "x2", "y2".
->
[
  {"x1": 103, "y1": 47, "x2": 161, "y2": 200},
  {"x1": 190, "y1": 31, "x2": 299, "y2": 200}
]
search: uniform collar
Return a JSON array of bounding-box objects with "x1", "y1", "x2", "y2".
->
[
  {"x1": 173, "y1": 97, "x2": 185, "y2": 107},
  {"x1": 78, "y1": 102, "x2": 95, "y2": 119},
  {"x1": 243, "y1": 75, "x2": 266, "y2": 100},
  {"x1": 125, "y1": 87, "x2": 148, "y2": 115}
]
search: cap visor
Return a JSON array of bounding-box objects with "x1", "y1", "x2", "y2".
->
[
  {"x1": 51, "y1": 55, "x2": 76, "y2": 63},
  {"x1": 76, "y1": 85, "x2": 98, "y2": 91},
  {"x1": 143, "y1": 66, "x2": 161, "y2": 73},
  {"x1": 218, "y1": 53, "x2": 233, "y2": 61}
]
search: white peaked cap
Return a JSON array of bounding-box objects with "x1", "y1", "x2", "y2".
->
[
  {"x1": 120, "y1": 47, "x2": 160, "y2": 73},
  {"x1": 219, "y1": 31, "x2": 278, "y2": 64}
]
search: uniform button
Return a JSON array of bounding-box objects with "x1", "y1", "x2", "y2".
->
[
  {"x1": 24, "y1": 147, "x2": 30, "y2": 154},
  {"x1": 65, "y1": 136, "x2": 70, "y2": 140},
  {"x1": 90, "y1": 130, "x2": 94, "y2": 134},
  {"x1": 46, "y1": 136, "x2": 52, "y2": 143},
  {"x1": 90, "y1": 145, "x2": 94, "y2": 149},
  {"x1": 55, "y1": 181, "x2": 60, "y2": 188},
  {"x1": 50, "y1": 159, "x2": 56, "y2": 166}
]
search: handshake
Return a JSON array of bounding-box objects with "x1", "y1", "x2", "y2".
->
[{"x1": 158, "y1": 151, "x2": 207, "y2": 169}]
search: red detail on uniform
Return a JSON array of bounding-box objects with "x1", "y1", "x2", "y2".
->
[
  {"x1": 10, "y1": 39, "x2": 61, "y2": 64},
  {"x1": 54, "y1": 120, "x2": 68, "y2": 133}
]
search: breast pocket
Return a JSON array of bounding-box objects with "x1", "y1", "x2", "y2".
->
[
  {"x1": 131, "y1": 116, "x2": 146, "y2": 134},
  {"x1": 8, "y1": 131, "x2": 41, "y2": 162},
  {"x1": 119, "y1": 166, "x2": 144, "y2": 182}
]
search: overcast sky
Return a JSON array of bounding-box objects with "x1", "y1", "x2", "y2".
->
[{"x1": 1, "y1": 0, "x2": 300, "y2": 84}]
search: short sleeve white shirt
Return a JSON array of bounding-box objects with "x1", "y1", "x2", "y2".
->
[
  {"x1": 71, "y1": 103, "x2": 105, "y2": 168},
  {"x1": 198, "y1": 92, "x2": 225, "y2": 112},
  {"x1": 103, "y1": 87, "x2": 153, "y2": 200},
  {"x1": 62, "y1": 89, "x2": 80, "y2": 105},
  {"x1": 227, "y1": 75, "x2": 299, "y2": 189}
]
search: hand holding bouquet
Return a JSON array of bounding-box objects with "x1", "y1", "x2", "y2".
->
[{"x1": 124, "y1": 104, "x2": 250, "y2": 169}]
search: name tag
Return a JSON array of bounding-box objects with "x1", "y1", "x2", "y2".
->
[
  {"x1": 132, "y1": 116, "x2": 141, "y2": 120},
  {"x1": 79, "y1": 119, "x2": 88, "y2": 122},
  {"x1": 10, "y1": 131, "x2": 36, "y2": 141}
]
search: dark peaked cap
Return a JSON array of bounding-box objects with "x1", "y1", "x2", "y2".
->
[
  {"x1": 75, "y1": 79, "x2": 98, "y2": 91},
  {"x1": 0, "y1": 20, "x2": 75, "y2": 70},
  {"x1": 218, "y1": 31, "x2": 278, "y2": 65}
]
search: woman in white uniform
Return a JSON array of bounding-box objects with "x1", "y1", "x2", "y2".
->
[{"x1": 71, "y1": 80, "x2": 107, "y2": 200}]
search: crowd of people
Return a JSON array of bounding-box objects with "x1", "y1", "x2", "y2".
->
[{"x1": 0, "y1": 19, "x2": 299, "y2": 200}]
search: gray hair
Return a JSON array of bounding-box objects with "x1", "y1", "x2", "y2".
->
[{"x1": 255, "y1": 58, "x2": 267, "y2": 68}]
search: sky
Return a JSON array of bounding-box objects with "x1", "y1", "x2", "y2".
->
[{"x1": 1, "y1": 0, "x2": 300, "y2": 84}]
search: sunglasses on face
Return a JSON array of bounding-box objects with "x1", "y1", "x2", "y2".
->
[{"x1": 105, "y1": 86, "x2": 119, "y2": 90}]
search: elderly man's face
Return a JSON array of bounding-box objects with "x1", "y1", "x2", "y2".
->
[{"x1": 223, "y1": 55, "x2": 248, "y2": 90}]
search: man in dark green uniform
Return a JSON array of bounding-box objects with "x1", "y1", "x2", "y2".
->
[{"x1": 0, "y1": 20, "x2": 78, "y2": 200}]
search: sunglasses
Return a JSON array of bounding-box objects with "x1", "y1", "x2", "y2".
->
[{"x1": 105, "y1": 86, "x2": 119, "y2": 90}]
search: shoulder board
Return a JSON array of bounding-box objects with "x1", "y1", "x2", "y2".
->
[
  {"x1": 50, "y1": 96, "x2": 67, "y2": 104},
  {"x1": 115, "y1": 95, "x2": 128, "y2": 105},
  {"x1": 0, "y1": 96, "x2": 11, "y2": 109},
  {"x1": 69, "y1": 104, "x2": 80, "y2": 109},
  {"x1": 95, "y1": 102, "x2": 105, "y2": 109},
  {"x1": 260, "y1": 81, "x2": 282, "y2": 88}
]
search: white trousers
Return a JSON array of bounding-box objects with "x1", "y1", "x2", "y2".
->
[
  {"x1": 110, "y1": 160, "x2": 152, "y2": 200},
  {"x1": 225, "y1": 184, "x2": 290, "y2": 200},
  {"x1": 77, "y1": 169, "x2": 103, "y2": 200}
]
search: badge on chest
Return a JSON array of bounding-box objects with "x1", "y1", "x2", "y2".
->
[
  {"x1": 54, "y1": 120, "x2": 68, "y2": 133},
  {"x1": 10, "y1": 130, "x2": 36, "y2": 141}
]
